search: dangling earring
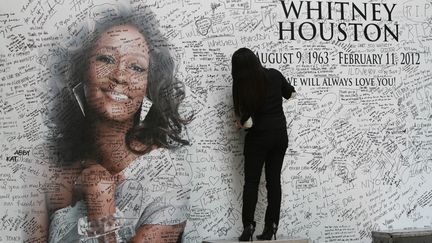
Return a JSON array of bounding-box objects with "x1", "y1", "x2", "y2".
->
[
  {"x1": 139, "y1": 96, "x2": 152, "y2": 122},
  {"x1": 72, "y1": 82, "x2": 86, "y2": 117}
]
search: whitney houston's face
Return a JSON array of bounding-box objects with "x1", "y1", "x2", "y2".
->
[{"x1": 85, "y1": 24, "x2": 150, "y2": 122}]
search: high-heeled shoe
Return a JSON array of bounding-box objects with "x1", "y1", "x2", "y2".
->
[
  {"x1": 256, "y1": 222, "x2": 278, "y2": 240},
  {"x1": 239, "y1": 223, "x2": 256, "y2": 241}
]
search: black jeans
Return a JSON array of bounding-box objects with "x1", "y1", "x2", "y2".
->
[{"x1": 242, "y1": 129, "x2": 288, "y2": 227}]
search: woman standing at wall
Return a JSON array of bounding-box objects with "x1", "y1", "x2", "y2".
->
[{"x1": 231, "y1": 47, "x2": 296, "y2": 241}]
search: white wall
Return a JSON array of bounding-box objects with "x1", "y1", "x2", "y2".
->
[{"x1": 1, "y1": 0, "x2": 431, "y2": 242}]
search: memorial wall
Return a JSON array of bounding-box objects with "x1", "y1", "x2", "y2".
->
[{"x1": 1, "y1": 0, "x2": 432, "y2": 242}]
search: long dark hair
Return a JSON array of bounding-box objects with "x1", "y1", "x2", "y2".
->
[
  {"x1": 46, "y1": 5, "x2": 192, "y2": 164},
  {"x1": 231, "y1": 47, "x2": 267, "y2": 120}
]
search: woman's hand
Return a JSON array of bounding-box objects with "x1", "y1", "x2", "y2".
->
[
  {"x1": 74, "y1": 162, "x2": 126, "y2": 242},
  {"x1": 235, "y1": 117, "x2": 253, "y2": 130},
  {"x1": 74, "y1": 162, "x2": 124, "y2": 220}
]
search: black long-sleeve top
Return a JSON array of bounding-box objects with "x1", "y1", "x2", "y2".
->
[{"x1": 244, "y1": 68, "x2": 295, "y2": 131}]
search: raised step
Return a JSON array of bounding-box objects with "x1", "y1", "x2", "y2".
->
[
  {"x1": 372, "y1": 228, "x2": 432, "y2": 243},
  {"x1": 202, "y1": 238, "x2": 310, "y2": 243}
]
